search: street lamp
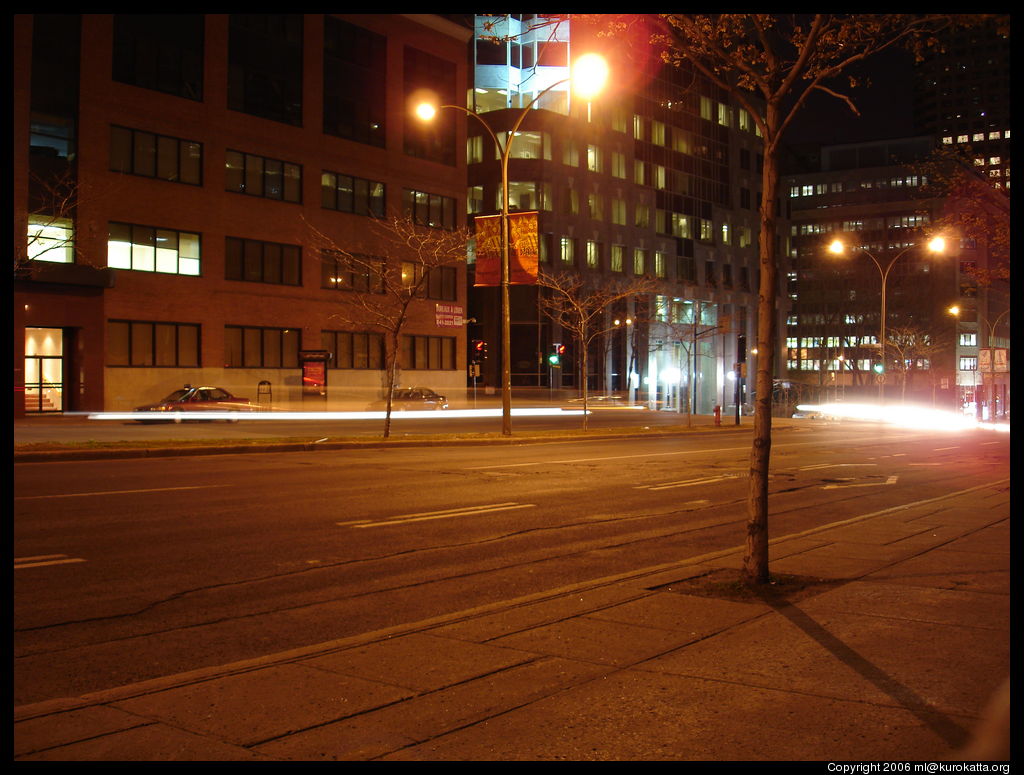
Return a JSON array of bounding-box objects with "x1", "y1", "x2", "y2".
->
[
  {"x1": 417, "y1": 53, "x2": 609, "y2": 435},
  {"x1": 828, "y1": 236, "x2": 946, "y2": 403}
]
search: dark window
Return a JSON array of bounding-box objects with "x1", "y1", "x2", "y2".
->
[
  {"x1": 321, "y1": 330, "x2": 384, "y2": 370},
  {"x1": 402, "y1": 189, "x2": 457, "y2": 230},
  {"x1": 321, "y1": 251, "x2": 384, "y2": 293},
  {"x1": 225, "y1": 150, "x2": 301, "y2": 202},
  {"x1": 110, "y1": 125, "x2": 202, "y2": 185},
  {"x1": 321, "y1": 171, "x2": 385, "y2": 217},
  {"x1": 323, "y1": 17, "x2": 386, "y2": 147},
  {"x1": 224, "y1": 325, "x2": 299, "y2": 368},
  {"x1": 404, "y1": 46, "x2": 457, "y2": 165},
  {"x1": 227, "y1": 14, "x2": 303, "y2": 126},
  {"x1": 225, "y1": 237, "x2": 301, "y2": 285},
  {"x1": 112, "y1": 14, "x2": 204, "y2": 100},
  {"x1": 108, "y1": 320, "x2": 200, "y2": 367},
  {"x1": 401, "y1": 335, "x2": 457, "y2": 370}
]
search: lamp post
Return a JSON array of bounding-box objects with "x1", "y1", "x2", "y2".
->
[
  {"x1": 947, "y1": 304, "x2": 964, "y2": 415},
  {"x1": 983, "y1": 308, "x2": 1010, "y2": 421},
  {"x1": 417, "y1": 54, "x2": 608, "y2": 435},
  {"x1": 828, "y1": 236, "x2": 946, "y2": 403}
]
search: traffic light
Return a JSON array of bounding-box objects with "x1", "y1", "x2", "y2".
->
[
  {"x1": 872, "y1": 362, "x2": 885, "y2": 374},
  {"x1": 472, "y1": 340, "x2": 488, "y2": 360},
  {"x1": 548, "y1": 343, "x2": 566, "y2": 366}
]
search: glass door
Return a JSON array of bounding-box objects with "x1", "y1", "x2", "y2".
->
[{"x1": 25, "y1": 328, "x2": 64, "y2": 413}]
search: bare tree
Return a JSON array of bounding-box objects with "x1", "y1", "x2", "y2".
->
[
  {"x1": 305, "y1": 215, "x2": 470, "y2": 438},
  {"x1": 18, "y1": 167, "x2": 84, "y2": 275},
  {"x1": 886, "y1": 324, "x2": 950, "y2": 403},
  {"x1": 537, "y1": 269, "x2": 657, "y2": 430},
  {"x1": 644, "y1": 13, "x2": 967, "y2": 585}
]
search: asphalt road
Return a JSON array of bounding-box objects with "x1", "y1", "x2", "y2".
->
[{"x1": 14, "y1": 421, "x2": 1009, "y2": 706}]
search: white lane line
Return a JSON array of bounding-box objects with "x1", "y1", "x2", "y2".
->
[
  {"x1": 635, "y1": 474, "x2": 738, "y2": 491},
  {"x1": 16, "y1": 485, "x2": 232, "y2": 500},
  {"x1": 465, "y1": 445, "x2": 753, "y2": 470},
  {"x1": 15, "y1": 554, "x2": 86, "y2": 569},
  {"x1": 339, "y1": 502, "x2": 537, "y2": 529},
  {"x1": 933, "y1": 446, "x2": 960, "y2": 451},
  {"x1": 463, "y1": 435, "x2": 926, "y2": 471},
  {"x1": 800, "y1": 463, "x2": 877, "y2": 471},
  {"x1": 823, "y1": 475, "x2": 899, "y2": 490}
]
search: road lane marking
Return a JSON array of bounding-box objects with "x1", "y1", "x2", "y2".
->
[
  {"x1": 465, "y1": 445, "x2": 753, "y2": 469},
  {"x1": 339, "y1": 502, "x2": 537, "y2": 529},
  {"x1": 933, "y1": 446, "x2": 960, "y2": 451},
  {"x1": 823, "y1": 475, "x2": 899, "y2": 490},
  {"x1": 462, "y1": 435, "x2": 927, "y2": 471},
  {"x1": 635, "y1": 474, "x2": 738, "y2": 491},
  {"x1": 800, "y1": 463, "x2": 877, "y2": 471},
  {"x1": 16, "y1": 485, "x2": 232, "y2": 500},
  {"x1": 15, "y1": 554, "x2": 86, "y2": 569}
]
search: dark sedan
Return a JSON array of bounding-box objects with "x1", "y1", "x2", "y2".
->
[{"x1": 134, "y1": 385, "x2": 255, "y2": 422}]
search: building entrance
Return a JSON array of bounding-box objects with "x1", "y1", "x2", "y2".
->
[{"x1": 25, "y1": 327, "x2": 64, "y2": 413}]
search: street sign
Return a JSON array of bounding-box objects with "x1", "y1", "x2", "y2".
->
[{"x1": 875, "y1": 373, "x2": 886, "y2": 384}]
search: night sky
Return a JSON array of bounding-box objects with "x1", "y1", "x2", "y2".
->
[{"x1": 786, "y1": 47, "x2": 918, "y2": 146}]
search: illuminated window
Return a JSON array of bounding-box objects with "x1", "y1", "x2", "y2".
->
[
  {"x1": 586, "y1": 144, "x2": 603, "y2": 172},
  {"x1": 586, "y1": 240, "x2": 600, "y2": 269},
  {"x1": 633, "y1": 248, "x2": 646, "y2": 275},
  {"x1": 27, "y1": 216, "x2": 74, "y2": 264},
  {"x1": 107, "y1": 222, "x2": 200, "y2": 275},
  {"x1": 611, "y1": 151, "x2": 626, "y2": 179},
  {"x1": 611, "y1": 198, "x2": 626, "y2": 226},
  {"x1": 651, "y1": 120, "x2": 666, "y2": 145},
  {"x1": 611, "y1": 244, "x2": 624, "y2": 272}
]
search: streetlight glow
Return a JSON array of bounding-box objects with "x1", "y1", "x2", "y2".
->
[
  {"x1": 572, "y1": 53, "x2": 610, "y2": 100},
  {"x1": 415, "y1": 102, "x2": 437, "y2": 122}
]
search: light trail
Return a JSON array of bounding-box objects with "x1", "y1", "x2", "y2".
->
[
  {"x1": 794, "y1": 403, "x2": 1010, "y2": 433},
  {"x1": 79, "y1": 408, "x2": 589, "y2": 422}
]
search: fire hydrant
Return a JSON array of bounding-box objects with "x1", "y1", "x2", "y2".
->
[{"x1": 713, "y1": 405, "x2": 722, "y2": 426}]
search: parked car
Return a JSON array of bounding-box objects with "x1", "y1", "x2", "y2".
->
[
  {"x1": 134, "y1": 385, "x2": 254, "y2": 422},
  {"x1": 367, "y1": 387, "x2": 449, "y2": 411}
]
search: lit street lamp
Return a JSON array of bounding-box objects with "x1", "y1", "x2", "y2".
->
[
  {"x1": 417, "y1": 53, "x2": 608, "y2": 435},
  {"x1": 828, "y1": 236, "x2": 946, "y2": 403}
]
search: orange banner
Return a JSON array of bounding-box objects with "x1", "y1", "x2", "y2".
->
[{"x1": 473, "y1": 212, "x2": 539, "y2": 286}]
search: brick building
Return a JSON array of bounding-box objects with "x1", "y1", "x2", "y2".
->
[{"x1": 14, "y1": 14, "x2": 471, "y2": 416}]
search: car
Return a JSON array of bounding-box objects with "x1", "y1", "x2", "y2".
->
[
  {"x1": 134, "y1": 384, "x2": 255, "y2": 422},
  {"x1": 367, "y1": 387, "x2": 449, "y2": 411}
]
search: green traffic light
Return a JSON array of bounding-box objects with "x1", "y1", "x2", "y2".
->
[
  {"x1": 873, "y1": 363, "x2": 885, "y2": 374},
  {"x1": 547, "y1": 353, "x2": 560, "y2": 366}
]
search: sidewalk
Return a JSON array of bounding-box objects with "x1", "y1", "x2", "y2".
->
[{"x1": 13, "y1": 479, "x2": 1010, "y2": 761}]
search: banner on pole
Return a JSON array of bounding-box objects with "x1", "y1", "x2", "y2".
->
[{"x1": 473, "y1": 211, "x2": 539, "y2": 286}]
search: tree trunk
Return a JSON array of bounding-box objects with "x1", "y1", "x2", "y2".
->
[
  {"x1": 383, "y1": 334, "x2": 400, "y2": 439},
  {"x1": 744, "y1": 128, "x2": 780, "y2": 586}
]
